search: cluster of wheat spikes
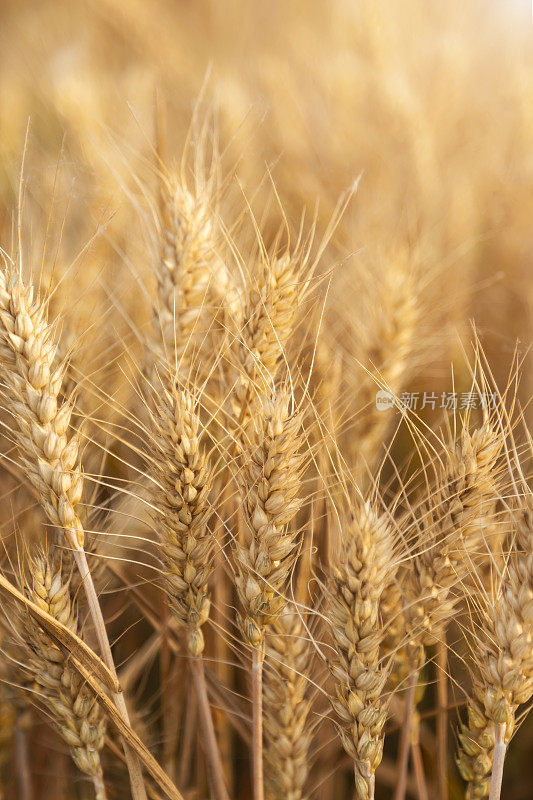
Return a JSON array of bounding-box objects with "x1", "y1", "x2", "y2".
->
[{"x1": 0, "y1": 85, "x2": 532, "y2": 800}]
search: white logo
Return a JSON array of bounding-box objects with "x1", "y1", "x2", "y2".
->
[{"x1": 375, "y1": 390, "x2": 395, "y2": 412}]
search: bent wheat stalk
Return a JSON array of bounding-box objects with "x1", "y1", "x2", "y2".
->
[
  {"x1": 0, "y1": 259, "x2": 147, "y2": 800},
  {"x1": 20, "y1": 552, "x2": 108, "y2": 800}
]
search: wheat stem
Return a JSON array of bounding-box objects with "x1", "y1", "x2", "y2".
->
[
  {"x1": 72, "y1": 548, "x2": 147, "y2": 800},
  {"x1": 213, "y1": 528, "x2": 233, "y2": 794},
  {"x1": 251, "y1": 646, "x2": 264, "y2": 800},
  {"x1": 14, "y1": 723, "x2": 32, "y2": 800},
  {"x1": 393, "y1": 669, "x2": 418, "y2": 800},
  {"x1": 160, "y1": 595, "x2": 174, "y2": 779},
  {"x1": 92, "y1": 770, "x2": 108, "y2": 800},
  {"x1": 488, "y1": 724, "x2": 506, "y2": 800},
  {"x1": 436, "y1": 640, "x2": 448, "y2": 800},
  {"x1": 190, "y1": 657, "x2": 230, "y2": 800},
  {"x1": 178, "y1": 686, "x2": 197, "y2": 787},
  {"x1": 411, "y1": 731, "x2": 428, "y2": 800},
  {"x1": 361, "y1": 761, "x2": 374, "y2": 800}
]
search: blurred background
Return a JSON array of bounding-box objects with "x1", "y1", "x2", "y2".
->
[
  {"x1": 0, "y1": 0, "x2": 531, "y2": 386},
  {"x1": 0, "y1": 0, "x2": 531, "y2": 797}
]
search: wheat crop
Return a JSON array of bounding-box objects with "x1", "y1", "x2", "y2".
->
[{"x1": 0, "y1": 2, "x2": 532, "y2": 800}]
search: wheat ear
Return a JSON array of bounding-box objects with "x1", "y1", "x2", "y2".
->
[
  {"x1": 263, "y1": 604, "x2": 313, "y2": 800},
  {"x1": 393, "y1": 416, "x2": 502, "y2": 800},
  {"x1": 151, "y1": 165, "x2": 225, "y2": 381},
  {"x1": 0, "y1": 261, "x2": 83, "y2": 547},
  {"x1": 457, "y1": 494, "x2": 533, "y2": 800},
  {"x1": 234, "y1": 389, "x2": 304, "y2": 644},
  {"x1": 150, "y1": 384, "x2": 214, "y2": 656},
  {"x1": 327, "y1": 499, "x2": 398, "y2": 800},
  {"x1": 233, "y1": 388, "x2": 304, "y2": 800},
  {"x1": 0, "y1": 259, "x2": 147, "y2": 800},
  {"x1": 409, "y1": 416, "x2": 502, "y2": 646},
  {"x1": 20, "y1": 551, "x2": 107, "y2": 799},
  {"x1": 148, "y1": 381, "x2": 229, "y2": 800},
  {"x1": 351, "y1": 253, "x2": 418, "y2": 477},
  {"x1": 231, "y1": 248, "x2": 308, "y2": 425}
]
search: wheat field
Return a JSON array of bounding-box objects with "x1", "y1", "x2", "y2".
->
[{"x1": 0, "y1": 1, "x2": 532, "y2": 799}]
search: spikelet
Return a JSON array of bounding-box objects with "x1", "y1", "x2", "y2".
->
[
  {"x1": 326, "y1": 499, "x2": 398, "y2": 799},
  {"x1": 457, "y1": 494, "x2": 533, "y2": 798},
  {"x1": 407, "y1": 415, "x2": 502, "y2": 649},
  {"x1": 234, "y1": 389, "x2": 304, "y2": 646},
  {"x1": 21, "y1": 552, "x2": 107, "y2": 793},
  {"x1": 0, "y1": 260, "x2": 84, "y2": 548},
  {"x1": 263, "y1": 605, "x2": 313, "y2": 800},
  {"x1": 149, "y1": 383, "x2": 214, "y2": 656}
]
